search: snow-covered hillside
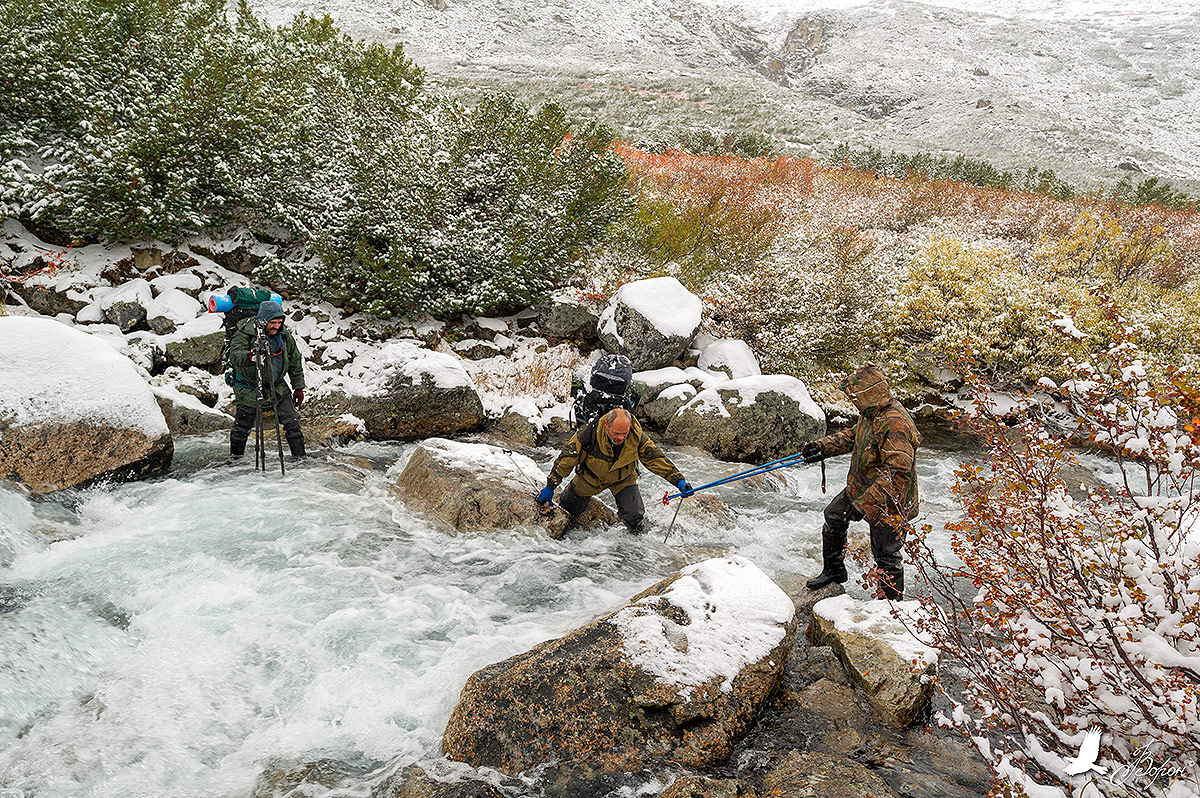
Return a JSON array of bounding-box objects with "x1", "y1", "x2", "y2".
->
[{"x1": 246, "y1": 0, "x2": 1200, "y2": 191}]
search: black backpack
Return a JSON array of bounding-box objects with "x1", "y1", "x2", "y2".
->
[
  {"x1": 572, "y1": 353, "x2": 638, "y2": 427},
  {"x1": 212, "y1": 287, "x2": 280, "y2": 387}
]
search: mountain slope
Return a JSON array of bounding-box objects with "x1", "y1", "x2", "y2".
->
[{"x1": 247, "y1": 0, "x2": 1200, "y2": 190}]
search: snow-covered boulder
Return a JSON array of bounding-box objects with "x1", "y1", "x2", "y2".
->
[
  {"x1": 100, "y1": 278, "x2": 153, "y2": 332},
  {"x1": 461, "y1": 316, "x2": 510, "y2": 342},
  {"x1": 146, "y1": 289, "x2": 202, "y2": 335},
  {"x1": 0, "y1": 317, "x2": 173, "y2": 495},
  {"x1": 697, "y1": 339, "x2": 761, "y2": 380},
  {"x1": 598, "y1": 277, "x2": 703, "y2": 370},
  {"x1": 443, "y1": 556, "x2": 796, "y2": 774},
  {"x1": 808, "y1": 595, "x2": 938, "y2": 728},
  {"x1": 451, "y1": 338, "x2": 502, "y2": 360},
  {"x1": 163, "y1": 313, "x2": 225, "y2": 368},
  {"x1": 641, "y1": 383, "x2": 697, "y2": 430},
  {"x1": 314, "y1": 341, "x2": 485, "y2": 440},
  {"x1": 394, "y1": 438, "x2": 615, "y2": 537},
  {"x1": 536, "y1": 290, "x2": 601, "y2": 342},
  {"x1": 152, "y1": 385, "x2": 231, "y2": 437},
  {"x1": 666, "y1": 376, "x2": 825, "y2": 463},
  {"x1": 150, "y1": 272, "x2": 203, "y2": 296}
]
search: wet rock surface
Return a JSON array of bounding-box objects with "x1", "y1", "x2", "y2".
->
[{"x1": 442, "y1": 558, "x2": 796, "y2": 777}]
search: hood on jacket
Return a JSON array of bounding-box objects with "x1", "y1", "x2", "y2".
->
[
  {"x1": 841, "y1": 364, "x2": 892, "y2": 412},
  {"x1": 257, "y1": 300, "x2": 285, "y2": 323}
]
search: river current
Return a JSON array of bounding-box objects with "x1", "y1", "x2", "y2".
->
[{"x1": 0, "y1": 432, "x2": 975, "y2": 798}]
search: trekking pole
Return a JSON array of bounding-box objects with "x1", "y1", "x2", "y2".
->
[
  {"x1": 661, "y1": 450, "x2": 811, "y2": 504},
  {"x1": 662, "y1": 495, "x2": 684, "y2": 543},
  {"x1": 263, "y1": 332, "x2": 286, "y2": 476},
  {"x1": 253, "y1": 329, "x2": 266, "y2": 471}
]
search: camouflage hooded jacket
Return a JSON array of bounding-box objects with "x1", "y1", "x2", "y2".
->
[
  {"x1": 548, "y1": 411, "x2": 684, "y2": 498},
  {"x1": 816, "y1": 366, "x2": 921, "y2": 525}
]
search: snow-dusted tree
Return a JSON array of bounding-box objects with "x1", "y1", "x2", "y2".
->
[{"x1": 909, "y1": 297, "x2": 1200, "y2": 797}]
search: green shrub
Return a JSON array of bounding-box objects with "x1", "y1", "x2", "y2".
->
[
  {"x1": 0, "y1": 0, "x2": 424, "y2": 243},
  {"x1": 828, "y1": 144, "x2": 1075, "y2": 200},
  {"x1": 644, "y1": 127, "x2": 777, "y2": 159},
  {"x1": 270, "y1": 93, "x2": 631, "y2": 316}
]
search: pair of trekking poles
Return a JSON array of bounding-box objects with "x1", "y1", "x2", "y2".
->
[
  {"x1": 659, "y1": 448, "x2": 826, "y2": 542},
  {"x1": 251, "y1": 324, "x2": 287, "y2": 476}
]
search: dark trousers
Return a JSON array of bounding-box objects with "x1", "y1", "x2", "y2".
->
[
  {"x1": 230, "y1": 392, "x2": 305, "y2": 457},
  {"x1": 560, "y1": 481, "x2": 646, "y2": 534},
  {"x1": 821, "y1": 488, "x2": 905, "y2": 595}
]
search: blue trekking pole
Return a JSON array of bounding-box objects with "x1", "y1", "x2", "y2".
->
[{"x1": 660, "y1": 449, "x2": 813, "y2": 504}]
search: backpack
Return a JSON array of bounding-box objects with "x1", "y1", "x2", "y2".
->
[
  {"x1": 210, "y1": 287, "x2": 281, "y2": 387},
  {"x1": 571, "y1": 353, "x2": 639, "y2": 427}
]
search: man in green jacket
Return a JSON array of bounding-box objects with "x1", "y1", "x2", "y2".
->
[
  {"x1": 801, "y1": 365, "x2": 921, "y2": 599},
  {"x1": 228, "y1": 300, "x2": 306, "y2": 459},
  {"x1": 537, "y1": 408, "x2": 691, "y2": 535}
]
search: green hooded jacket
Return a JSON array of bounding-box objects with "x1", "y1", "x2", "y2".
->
[
  {"x1": 229, "y1": 316, "x2": 305, "y2": 412},
  {"x1": 548, "y1": 411, "x2": 684, "y2": 498},
  {"x1": 816, "y1": 365, "x2": 921, "y2": 525}
]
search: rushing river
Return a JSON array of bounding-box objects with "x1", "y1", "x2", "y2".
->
[{"x1": 0, "y1": 431, "x2": 973, "y2": 798}]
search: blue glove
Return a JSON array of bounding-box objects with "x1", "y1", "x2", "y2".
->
[
  {"x1": 677, "y1": 479, "x2": 693, "y2": 498},
  {"x1": 537, "y1": 486, "x2": 554, "y2": 503}
]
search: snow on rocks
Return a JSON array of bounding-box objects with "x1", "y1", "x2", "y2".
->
[
  {"x1": 697, "y1": 339, "x2": 761, "y2": 380},
  {"x1": 442, "y1": 556, "x2": 796, "y2": 775},
  {"x1": 0, "y1": 317, "x2": 173, "y2": 495},
  {"x1": 149, "y1": 272, "x2": 203, "y2": 296},
  {"x1": 394, "y1": 438, "x2": 615, "y2": 536},
  {"x1": 598, "y1": 277, "x2": 703, "y2": 370},
  {"x1": 163, "y1": 313, "x2": 226, "y2": 369},
  {"x1": 100, "y1": 278, "x2": 154, "y2": 332},
  {"x1": 666, "y1": 375, "x2": 826, "y2": 463},
  {"x1": 312, "y1": 340, "x2": 485, "y2": 440},
  {"x1": 808, "y1": 595, "x2": 938, "y2": 728},
  {"x1": 151, "y1": 384, "x2": 232, "y2": 436},
  {"x1": 535, "y1": 289, "x2": 601, "y2": 342},
  {"x1": 145, "y1": 288, "x2": 202, "y2": 335}
]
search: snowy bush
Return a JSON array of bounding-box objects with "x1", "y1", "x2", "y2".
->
[
  {"x1": 0, "y1": 0, "x2": 424, "y2": 242},
  {"x1": 908, "y1": 303, "x2": 1200, "y2": 797},
  {"x1": 272, "y1": 93, "x2": 630, "y2": 317}
]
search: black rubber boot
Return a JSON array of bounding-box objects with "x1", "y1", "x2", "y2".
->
[{"x1": 806, "y1": 524, "x2": 849, "y2": 590}]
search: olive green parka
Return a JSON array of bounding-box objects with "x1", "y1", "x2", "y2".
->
[
  {"x1": 815, "y1": 366, "x2": 921, "y2": 525},
  {"x1": 548, "y1": 412, "x2": 684, "y2": 498},
  {"x1": 229, "y1": 317, "x2": 305, "y2": 412}
]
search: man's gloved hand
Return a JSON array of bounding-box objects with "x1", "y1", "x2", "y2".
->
[
  {"x1": 801, "y1": 442, "x2": 824, "y2": 463},
  {"x1": 677, "y1": 479, "x2": 693, "y2": 498},
  {"x1": 292, "y1": 389, "x2": 304, "y2": 408},
  {"x1": 846, "y1": 504, "x2": 864, "y2": 522},
  {"x1": 537, "y1": 486, "x2": 555, "y2": 503}
]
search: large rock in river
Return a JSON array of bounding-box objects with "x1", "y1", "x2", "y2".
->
[
  {"x1": 598, "y1": 277, "x2": 702, "y2": 370},
  {"x1": 0, "y1": 316, "x2": 173, "y2": 495},
  {"x1": 394, "y1": 438, "x2": 616, "y2": 536},
  {"x1": 666, "y1": 375, "x2": 825, "y2": 463},
  {"x1": 314, "y1": 341, "x2": 485, "y2": 440},
  {"x1": 808, "y1": 595, "x2": 938, "y2": 728},
  {"x1": 443, "y1": 556, "x2": 796, "y2": 774}
]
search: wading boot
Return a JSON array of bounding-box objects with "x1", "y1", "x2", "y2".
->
[{"x1": 806, "y1": 524, "x2": 848, "y2": 590}]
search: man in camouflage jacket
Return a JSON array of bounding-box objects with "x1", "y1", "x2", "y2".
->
[
  {"x1": 538, "y1": 408, "x2": 691, "y2": 535},
  {"x1": 801, "y1": 365, "x2": 921, "y2": 599}
]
